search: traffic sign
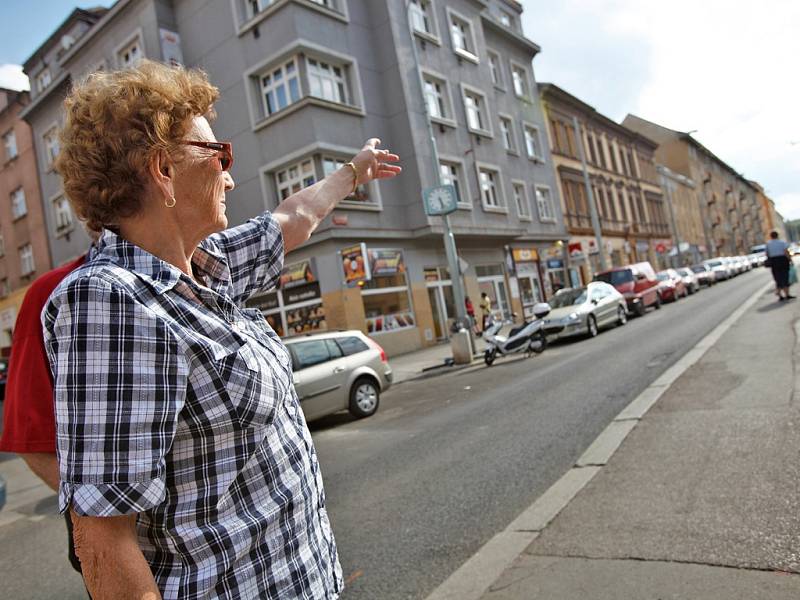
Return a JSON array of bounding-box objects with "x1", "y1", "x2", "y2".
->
[{"x1": 423, "y1": 184, "x2": 459, "y2": 216}]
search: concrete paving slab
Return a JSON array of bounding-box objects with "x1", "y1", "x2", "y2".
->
[{"x1": 483, "y1": 555, "x2": 800, "y2": 600}]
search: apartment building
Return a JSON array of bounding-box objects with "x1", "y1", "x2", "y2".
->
[
  {"x1": 658, "y1": 165, "x2": 706, "y2": 265},
  {"x1": 623, "y1": 114, "x2": 763, "y2": 256},
  {"x1": 750, "y1": 180, "x2": 787, "y2": 242},
  {"x1": 539, "y1": 83, "x2": 670, "y2": 285},
  {"x1": 0, "y1": 89, "x2": 52, "y2": 351},
  {"x1": 22, "y1": 0, "x2": 566, "y2": 355}
]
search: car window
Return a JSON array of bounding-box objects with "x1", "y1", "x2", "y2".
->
[
  {"x1": 595, "y1": 270, "x2": 633, "y2": 286},
  {"x1": 337, "y1": 336, "x2": 369, "y2": 356},
  {"x1": 290, "y1": 340, "x2": 332, "y2": 370},
  {"x1": 591, "y1": 287, "x2": 606, "y2": 300},
  {"x1": 550, "y1": 288, "x2": 587, "y2": 308},
  {"x1": 326, "y1": 339, "x2": 344, "y2": 360}
]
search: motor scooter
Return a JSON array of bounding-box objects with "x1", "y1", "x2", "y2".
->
[{"x1": 482, "y1": 302, "x2": 551, "y2": 366}]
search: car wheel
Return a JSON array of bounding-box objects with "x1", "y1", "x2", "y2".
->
[
  {"x1": 587, "y1": 315, "x2": 598, "y2": 338},
  {"x1": 617, "y1": 305, "x2": 628, "y2": 325},
  {"x1": 349, "y1": 377, "x2": 380, "y2": 419},
  {"x1": 634, "y1": 301, "x2": 646, "y2": 317},
  {"x1": 484, "y1": 347, "x2": 497, "y2": 366},
  {"x1": 654, "y1": 294, "x2": 662, "y2": 310}
]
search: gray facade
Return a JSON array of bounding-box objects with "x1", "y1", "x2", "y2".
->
[{"x1": 22, "y1": 0, "x2": 566, "y2": 354}]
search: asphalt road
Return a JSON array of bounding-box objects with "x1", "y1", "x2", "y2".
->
[{"x1": 310, "y1": 268, "x2": 772, "y2": 600}]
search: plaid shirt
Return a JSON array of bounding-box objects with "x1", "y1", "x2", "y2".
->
[{"x1": 43, "y1": 213, "x2": 342, "y2": 599}]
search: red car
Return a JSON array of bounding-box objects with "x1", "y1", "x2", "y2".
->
[
  {"x1": 594, "y1": 262, "x2": 660, "y2": 317},
  {"x1": 656, "y1": 269, "x2": 688, "y2": 302}
]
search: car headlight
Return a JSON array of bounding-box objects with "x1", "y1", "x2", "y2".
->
[{"x1": 567, "y1": 312, "x2": 580, "y2": 322}]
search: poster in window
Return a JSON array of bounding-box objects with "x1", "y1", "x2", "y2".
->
[
  {"x1": 280, "y1": 258, "x2": 317, "y2": 289},
  {"x1": 285, "y1": 304, "x2": 327, "y2": 336},
  {"x1": 368, "y1": 249, "x2": 405, "y2": 276},
  {"x1": 159, "y1": 28, "x2": 184, "y2": 66},
  {"x1": 341, "y1": 243, "x2": 370, "y2": 286}
]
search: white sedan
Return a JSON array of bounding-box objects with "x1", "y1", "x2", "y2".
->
[{"x1": 542, "y1": 281, "x2": 628, "y2": 340}]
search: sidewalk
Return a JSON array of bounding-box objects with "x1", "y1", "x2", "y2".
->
[
  {"x1": 415, "y1": 282, "x2": 799, "y2": 599},
  {"x1": 390, "y1": 335, "x2": 487, "y2": 385},
  {"x1": 468, "y1": 283, "x2": 800, "y2": 598}
]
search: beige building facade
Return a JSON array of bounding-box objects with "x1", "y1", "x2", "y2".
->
[
  {"x1": 750, "y1": 181, "x2": 787, "y2": 243},
  {"x1": 658, "y1": 165, "x2": 706, "y2": 265},
  {"x1": 540, "y1": 84, "x2": 671, "y2": 285}
]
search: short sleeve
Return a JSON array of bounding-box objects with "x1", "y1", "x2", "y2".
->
[
  {"x1": 43, "y1": 276, "x2": 188, "y2": 516},
  {"x1": 206, "y1": 212, "x2": 285, "y2": 304}
]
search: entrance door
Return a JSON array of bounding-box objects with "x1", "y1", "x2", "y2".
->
[
  {"x1": 478, "y1": 277, "x2": 510, "y2": 319},
  {"x1": 517, "y1": 275, "x2": 542, "y2": 319},
  {"x1": 427, "y1": 283, "x2": 455, "y2": 340},
  {"x1": 428, "y1": 287, "x2": 445, "y2": 340}
]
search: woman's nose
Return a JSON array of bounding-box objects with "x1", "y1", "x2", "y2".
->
[{"x1": 223, "y1": 171, "x2": 235, "y2": 191}]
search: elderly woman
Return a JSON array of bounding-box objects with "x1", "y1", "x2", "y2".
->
[{"x1": 43, "y1": 60, "x2": 400, "y2": 599}]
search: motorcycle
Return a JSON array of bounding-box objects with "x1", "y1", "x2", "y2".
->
[{"x1": 482, "y1": 302, "x2": 552, "y2": 366}]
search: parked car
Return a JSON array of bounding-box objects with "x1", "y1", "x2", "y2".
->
[
  {"x1": 543, "y1": 282, "x2": 628, "y2": 340},
  {"x1": 656, "y1": 269, "x2": 687, "y2": 302},
  {"x1": 284, "y1": 330, "x2": 392, "y2": 422},
  {"x1": 703, "y1": 259, "x2": 730, "y2": 281},
  {"x1": 676, "y1": 267, "x2": 700, "y2": 294},
  {"x1": 689, "y1": 264, "x2": 716, "y2": 287},
  {"x1": 0, "y1": 358, "x2": 6, "y2": 401},
  {"x1": 594, "y1": 262, "x2": 660, "y2": 317}
]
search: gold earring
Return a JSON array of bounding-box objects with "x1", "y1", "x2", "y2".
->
[{"x1": 165, "y1": 196, "x2": 176, "y2": 208}]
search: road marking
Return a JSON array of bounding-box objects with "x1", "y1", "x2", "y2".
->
[{"x1": 424, "y1": 279, "x2": 773, "y2": 600}]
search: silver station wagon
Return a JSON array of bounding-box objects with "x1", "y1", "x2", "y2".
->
[{"x1": 284, "y1": 331, "x2": 393, "y2": 422}]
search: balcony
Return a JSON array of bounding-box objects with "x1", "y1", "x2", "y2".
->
[
  {"x1": 600, "y1": 218, "x2": 628, "y2": 235},
  {"x1": 565, "y1": 212, "x2": 593, "y2": 231}
]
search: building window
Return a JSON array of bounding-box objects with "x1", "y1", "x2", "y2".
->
[
  {"x1": 19, "y1": 244, "x2": 35, "y2": 277},
  {"x1": 513, "y1": 182, "x2": 530, "y2": 219},
  {"x1": 0, "y1": 279, "x2": 8, "y2": 299},
  {"x1": 54, "y1": 195, "x2": 74, "y2": 232},
  {"x1": 462, "y1": 87, "x2": 490, "y2": 135},
  {"x1": 487, "y1": 50, "x2": 503, "y2": 88},
  {"x1": 275, "y1": 159, "x2": 316, "y2": 202},
  {"x1": 35, "y1": 69, "x2": 51, "y2": 93},
  {"x1": 448, "y1": 10, "x2": 478, "y2": 62},
  {"x1": 322, "y1": 156, "x2": 372, "y2": 204},
  {"x1": 478, "y1": 166, "x2": 503, "y2": 209},
  {"x1": 362, "y1": 249, "x2": 416, "y2": 335},
  {"x1": 587, "y1": 132, "x2": 598, "y2": 164},
  {"x1": 524, "y1": 124, "x2": 542, "y2": 160},
  {"x1": 308, "y1": 0, "x2": 337, "y2": 8},
  {"x1": 307, "y1": 58, "x2": 349, "y2": 104},
  {"x1": 499, "y1": 116, "x2": 516, "y2": 153},
  {"x1": 260, "y1": 58, "x2": 301, "y2": 116},
  {"x1": 609, "y1": 140, "x2": 619, "y2": 172},
  {"x1": 43, "y1": 126, "x2": 60, "y2": 168},
  {"x1": 117, "y1": 35, "x2": 143, "y2": 68},
  {"x1": 11, "y1": 188, "x2": 26, "y2": 220},
  {"x1": 511, "y1": 64, "x2": 529, "y2": 98},
  {"x1": 423, "y1": 75, "x2": 448, "y2": 119},
  {"x1": 439, "y1": 160, "x2": 466, "y2": 207},
  {"x1": 409, "y1": 0, "x2": 434, "y2": 36},
  {"x1": 3, "y1": 130, "x2": 17, "y2": 160},
  {"x1": 536, "y1": 186, "x2": 555, "y2": 222},
  {"x1": 498, "y1": 9, "x2": 514, "y2": 28}
]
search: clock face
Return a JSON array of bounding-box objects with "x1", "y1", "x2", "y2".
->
[{"x1": 428, "y1": 188, "x2": 454, "y2": 214}]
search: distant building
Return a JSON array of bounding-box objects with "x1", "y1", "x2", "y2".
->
[
  {"x1": 749, "y1": 181, "x2": 787, "y2": 243},
  {"x1": 657, "y1": 165, "x2": 706, "y2": 265}
]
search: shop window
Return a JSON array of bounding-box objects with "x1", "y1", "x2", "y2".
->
[{"x1": 361, "y1": 249, "x2": 416, "y2": 335}]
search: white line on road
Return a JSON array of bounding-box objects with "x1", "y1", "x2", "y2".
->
[{"x1": 424, "y1": 279, "x2": 773, "y2": 600}]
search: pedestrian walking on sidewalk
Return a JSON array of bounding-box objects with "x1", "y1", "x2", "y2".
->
[
  {"x1": 43, "y1": 59, "x2": 401, "y2": 600},
  {"x1": 766, "y1": 230, "x2": 795, "y2": 301},
  {"x1": 0, "y1": 246, "x2": 94, "y2": 595},
  {"x1": 480, "y1": 292, "x2": 493, "y2": 331},
  {"x1": 465, "y1": 296, "x2": 478, "y2": 333}
]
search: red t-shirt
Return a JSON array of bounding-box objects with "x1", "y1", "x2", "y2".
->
[{"x1": 0, "y1": 255, "x2": 86, "y2": 453}]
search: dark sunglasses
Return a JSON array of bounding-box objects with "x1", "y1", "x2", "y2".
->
[{"x1": 181, "y1": 140, "x2": 234, "y2": 172}]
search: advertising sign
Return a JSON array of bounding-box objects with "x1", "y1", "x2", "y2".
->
[
  {"x1": 568, "y1": 242, "x2": 584, "y2": 260},
  {"x1": 159, "y1": 28, "x2": 184, "y2": 66},
  {"x1": 368, "y1": 249, "x2": 405, "y2": 276},
  {"x1": 341, "y1": 243, "x2": 370, "y2": 286},
  {"x1": 279, "y1": 259, "x2": 317, "y2": 289},
  {"x1": 512, "y1": 248, "x2": 539, "y2": 263}
]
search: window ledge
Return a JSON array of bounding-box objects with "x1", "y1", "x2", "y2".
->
[
  {"x1": 506, "y1": 149, "x2": 520, "y2": 157},
  {"x1": 527, "y1": 155, "x2": 544, "y2": 164},
  {"x1": 431, "y1": 116, "x2": 457, "y2": 129},
  {"x1": 457, "y1": 202, "x2": 473, "y2": 210},
  {"x1": 237, "y1": 0, "x2": 347, "y2": 37},
  {"x1": 539, "y1": 217, "x2": 557, "y2": 224},
  {"x1": 454, "y1": 48, "x2": 480, "y2": 64},
  {"x1": 55, "y1": 225, "x2": 75, "y2": 239},
  {"x1": 482, "y1": 205, "x2": 508, "y2": 214},
  {"x1": 253, "y1": 96, "x2": 364, "y2": 132},
  {"x1": 518, "y1": 215, "x2": 533, "y2": 222},
  {"x1": 493, "y1": 83, "x2": 507, "y2": 93},
  {"x1": 337, "y1": 201, "x2": 382, "y2": 212},
  {"x1": 11, "y1": 214, "x2": 27, "y2": 223},
  {"x1": 414, "y1": 30, "x2": 441, "y2": 46},
  {"x1": 468, "y1": 127, "x2": 493, "y2": 139}
]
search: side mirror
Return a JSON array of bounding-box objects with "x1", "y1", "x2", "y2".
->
[{"x1": 591, "y1": 298, "x2": 599, "y2": 305}]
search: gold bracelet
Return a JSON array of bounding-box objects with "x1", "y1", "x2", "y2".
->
[{"x1": 344, "y1": 161, "x2": 359, "y2": 194}]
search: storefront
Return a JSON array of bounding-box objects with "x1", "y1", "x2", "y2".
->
[
  {"x1": 476, "y1": 264, "x2": 510, "y2": 319},
  {"x1": 360, "y1": 248, "x2": 416, "y2": 335},
  {"x1": 246, "y1": 258, "x2": 327, "y2": 337},
  {"x1": 510, "y1": 248, "x2": 544, "y2": 319}
]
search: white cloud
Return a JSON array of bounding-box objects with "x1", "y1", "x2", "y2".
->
[
  {"x1": 521, "y1": 0, "x2": 799, "y2": 220},
  {"x1": 0, "y1": 64, "x2": 29, "y2": 91}
]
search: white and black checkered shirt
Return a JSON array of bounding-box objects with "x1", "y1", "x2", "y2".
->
[{"x1": 43, "y1": 213, "x2": 343, "y2": 599}]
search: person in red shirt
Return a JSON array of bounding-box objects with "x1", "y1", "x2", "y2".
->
[{"x1": 0, "y1": 253, "x2": 88, "y2": 575}]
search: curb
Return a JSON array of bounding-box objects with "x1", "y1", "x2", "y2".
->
[{"x1": 424, "y1": 280, "x2": 773, "y2": 600}]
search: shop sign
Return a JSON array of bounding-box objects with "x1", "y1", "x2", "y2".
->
[
  {"x1": 368, "y1": 249, "x2": 406, "y2": 276},
  {"x1": 284, "y1": 282, "x2": 322, "y2": 305},
  {"x1": 280, "y1": 258, "x2": 317, "y2": 289},
  {"x1": 516, "y1": 261, "x2": 538, "y2": 276},
  {"x1": 655, "y1": 239, "x2": 672, "y2": 254},
  {"x1": 546, "y1": 259, "x2": 564, "y2": 269},
  {"x1": 568, "y1": 242, "x2": 584, "y2": 260},
  {"x1": 587, "y1": 239, "x2": 599, "y2": 255},
  {"x1": 512, "y1": 248, "x2": 539, "y2": 263},
  {"x1": 636, "y1": 240, "x2": 650, "y2": 252},
  {"x1": 247, "y1": 292, "x2": 279, "y2": 313},
  {"x1": 340, "y1": 243, "x2": 371, "y2": 286}
]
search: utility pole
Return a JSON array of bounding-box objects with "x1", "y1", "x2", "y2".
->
[
  {"x1": 572, "y1": 115, "x2": 606, "y2": 271},
  {"x1": 404, "y1": 1, "x2": 467, "y2": 328}
]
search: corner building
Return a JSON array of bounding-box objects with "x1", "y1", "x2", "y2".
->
[{"x1": 25, "y1": 0, "x2": 568, "y2": 356}]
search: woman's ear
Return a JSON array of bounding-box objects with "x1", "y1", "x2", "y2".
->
[{"x1": 147, "y1": 150, "x2": 174, "y2": 199}]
